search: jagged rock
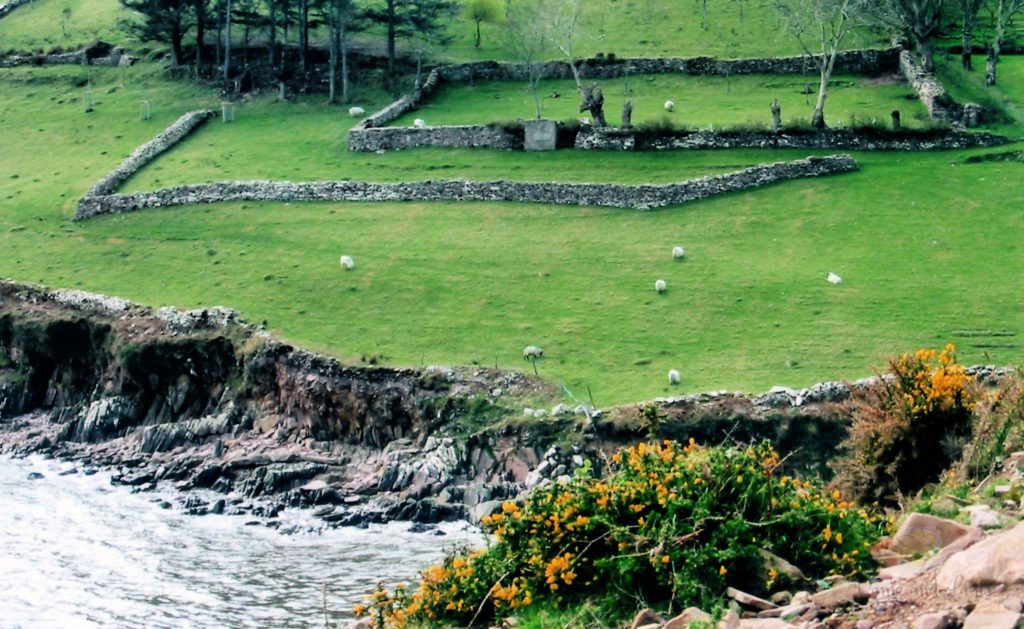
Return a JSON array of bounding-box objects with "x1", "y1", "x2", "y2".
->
[
  {"x1": 760, "y1": 549, "x2": 806, "y2": 582},
  {"x1": 809, "y1": 582, "x2": 869, "y2": 611},
  {"x1": 758, "y1": 603, "x2": 811, "y2": 619},
  {"x1": 891, "y1": 513, "x2": 977, "y2": 555},
  {"x1": 938, "y1": 521, "x2": 1024, "y2": 590},
  {"x1": 665, "y1": 608, "x2": 713, "y2": 628},
  {"x1": 962, "y1": 600, "x2": 1023, "y2": 629},
  {"x1": 879, "y1": 558, "x2": 928, "y2": 581},
  {"x1": 728, "y1": 587, "x2": 778, "y2": 611},
  {"x1": 26, "y1": 471, "x2": 44, "y2": 480},
  {"x1": 630, "y1": 609, "x2": 665, "y2": 629},
  {"x1": 140, "y1": 410, "x2": 234, "y2": 453},
  {"x1": 914, "y1": 611, "x2": 958, "y2": 629},
  {"x1": 62, "y1": 397, "x2": 134, "y2": 443}
]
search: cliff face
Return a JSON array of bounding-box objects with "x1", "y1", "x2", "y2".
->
[{"x1": 0, "y1": 280, "x2": 864, "y2": 529}]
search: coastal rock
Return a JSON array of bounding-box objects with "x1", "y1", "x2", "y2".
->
[{"x1": 937, "y1": 522, "x2": 1024, "y2": 590}]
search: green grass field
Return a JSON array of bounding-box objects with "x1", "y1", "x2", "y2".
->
[
  {"x1": 0, "y1": 0, "x2": 132, "y2": 52},
  {"x1": 1, "y1": 64, "x2": 1022, "y2": 405},
  {"x1": 391, "y1": 73, "x2": 927, "y2": 129}
]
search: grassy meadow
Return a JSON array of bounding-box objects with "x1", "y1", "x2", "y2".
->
[
  {"x1": 391, "y1": 73, "x2": 928, "y2": 129},
  {"x1": 1, "y1": 0, "x2": 1023, "y2": 406},
  {"x1": 1, "y1": 63, "x2": 1023, "y2": 405}
]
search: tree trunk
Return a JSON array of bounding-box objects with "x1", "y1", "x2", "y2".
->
[
  {"x1": 474, "y1": 20, "x2": 481, "y2": 48},
  {"x1": 329, "y1": 13, "x2": 338, "y2": 103},
  {"x1": 171, "y1": 22, "x2": 184, "y2": 66},
  {"x1": 917, "y1": 35, "x2": 935, "y2": 73},
  {"x1": 268, "y1": 3, "x2": 277, "y2": 65},
  {"x1": 195, "y1": 0, "x2": 205, "y2": 70},
  {"x1": 986, "y1": 44, "x2": 999, "y2": 85},
  {"x1": 341, "y1": 23, "x2": 349, "y2": 103},
  {"x1": 223, "y1": 0, "x2": 232, "y2": 83},
  {"x1": 243, "y1": 23, "x2": 249, "y2": 64},
  {"x1": 963, "y1": 31, "x2": 973, "y2": 70},
  {"x1": 299, "y1": 0, "x2": 308, "y2": 72},
  {"x1": 387, "y1": 0, "x2": 396, "y2": 79}
]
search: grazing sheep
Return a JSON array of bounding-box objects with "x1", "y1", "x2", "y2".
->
[
  {"x1": 340, "y1": 255, "x2": 355, "y2": 270},
  {"x1": 668, "y1": 369, "x2": 681, "y2": 385},
  {"x1": 413, "y1": 118, "x2": 426, "y2": 128},
  {"x1": 655, "y1": 279, "x2": 667, "y2": 294},
  {"x1": 348, "y1": 106, "x2": 365, "y2": 117},
  {"x1": 672, "y1": 246, "x2": 685, "y2": 260},
  {"x1": 523, "y1": 345, "x2": 544, "y2": 360},
  {"x1": 664, "y1": 100, "x2": 675, "y2": 112},
  {"x1": 826, "y1": 272, "x2": 843, "y2": 285}
]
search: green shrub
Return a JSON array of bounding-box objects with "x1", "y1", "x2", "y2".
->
[
  {"x1": 833, "y1": 345, "x2": 976, "y2": 506},
  {"x1": 356, "y1": 441, "x2": 886, "y2": 627},
  {"x1": 963, "y1": 374, "x2": 1024, "y2": 479}
]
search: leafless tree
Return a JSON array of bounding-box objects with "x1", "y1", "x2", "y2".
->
[
  {"x1": 777, "y1": 0, "x2": 869, "y2": 129},
  {"x1": 985, "y1": 0, "x2": 1024, "y2": 85},
  {"x1": 962, "y1": 0, "x2": 984, "y2": 69},
  {"x1": 505, "y1": 0, "x2": 554, "y2": 119}
]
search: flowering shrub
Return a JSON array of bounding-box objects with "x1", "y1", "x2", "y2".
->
[
  {"x1": 834, "y1": 345, "x2": 976, "y2": 505},
  {"x1": 356, "y1": 440, "x2": 887, "y2": 627}
]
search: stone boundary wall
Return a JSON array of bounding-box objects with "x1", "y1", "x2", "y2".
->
[
  {"x1": 355, "y1": 48, "x2": 900, "y2": 131},
  {"x1": 75, "y1": 155, "x2": 858, "y2": 219},
  {"x1": 898, "y1": 50, "x2": 981, "y2": 125},
  {"x1": 574, "y1": 127, "x2": 1009, "y2": 151},
  {"x1": 79, "y1": 110, "x2": 215, "y2": 205},
  {"x1": 0, "y1": 44, "x2": 135, "y2": 69},
  {"x1": 0, "y1": 0, "x2": 31, "y2": 19},
  {"x1": 349, "y1": 124, "x2": 522, "y2": 152}
]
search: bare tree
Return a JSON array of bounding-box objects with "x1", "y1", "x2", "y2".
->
[
  {"x1": 777, "y1": 0, "x2": 869, "y2": 129},
  {"x1": 321, "y1": 0, "x2": 362, "y2": 103},
  {"x1": 985, "y1": 0, "x2": 1024, "y2": 85},
  {"x1": 867, "y1": 0, "x2": 946, "y2": 73},
  {"x1": 551, "y1": 0, "x2": 584, "y2": 94},
  {"x1": 962, "y1": 0, "x2": 984, "y2": 69},
  {"x1": 505, "y1": 0, "x2": 553, "y2": 119},
  {"x1": 465, "y1": 0, "x2": 501, "y2": 48}
]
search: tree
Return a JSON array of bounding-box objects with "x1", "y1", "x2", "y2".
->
[
  {"x1": 223, "y1": 0, "x2": 232, "y2": 81},
  {"x1": 985, "y1": 0, "x2": 1024, "y2": 85},
  {"x1": 505, "y1": 0, "x2": 553, "y2": 119},
  {"x1": 193, "y1": 0, "x2": 210, "y2": 70},
  {"x1": 961, "y1": 0, "x2": 984, "y2": 69},
  {"x1": 465, "y1": 0, "x2": 500, "y2": 48},
  {"x1": 866, "y1": 0, "x2": 946, "y2": 73},
  {"x1": 320, "y1": 0, "x2": 366, "y2": 103},
  {"x1": 120, "y1": 0, "x2": 193, "y2": 67},
  {"x1": 366, "y1": 0, "x2": 457, "y2": 82},
  {"x1": 61, "y1": 0, "x2": 72, "y2": 38},
  {"x1": 777, "y1": 0, "x2": 869, "y2": 129}
]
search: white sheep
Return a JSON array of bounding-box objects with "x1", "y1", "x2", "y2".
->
[
  {"x1": 348, "y1": 106, "x2": 366, "y2": 117},
  {"x1": 413, "y1": 118, "x2": 426, "y2": 128},
  {"x1": 668, "y1": 369, "x2": 681, "y2": 385},
  {"x1": 672, "y1": 246, "x2": 685, "y2": 260},
  {"x1": 655, "y1": 279, "x2": 667, "y2": 294},
  {"x1": 826, "y1": 272, "x2": 843, "y2": 285},
  {"x1": 340, "y1": 255, "x2": 355, "y2": 270},
  {"x1": 664, "y1": 100, "x2": 675, "y2": 112},
  {"x1": 523, "y1": 345, "x2": 544, "y2": 360}
]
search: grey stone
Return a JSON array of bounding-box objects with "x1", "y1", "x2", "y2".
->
[{"x1": 523, "y1": 119, "x2": 557, "y2": 151}]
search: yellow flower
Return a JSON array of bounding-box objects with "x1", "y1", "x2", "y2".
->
[
  {"x1": 823, "y1": 524, "x2": 833, "y2": 542},
  {"x1": 835, "y1": 532, "x2": 844, "y2": 545},
  {"x1": 719, "y1": 565, "x2": 728, "y2": 576},
  {"x1": 662, "y1": 555, "x2": 670, "y2": 564}
]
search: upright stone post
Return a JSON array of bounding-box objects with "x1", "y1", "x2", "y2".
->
[
  {"x1": 622, "y1": 100, "x2": 633, "y2": 129},
  {"x1": 140, "y1": 99, "x2": 152, "y2": 121},
  {"x1": 890, "y1": 109, "x2": 901, "y2": 130},
  {"x1": 770, "y1": 99, "x2": 782, "y2": 133},
  {"x1": 221, "y1": 102, "x2": 235, "y2": 123},
  {"x1": 524, "y1": 119, "x2": 557, "y2": 151}
]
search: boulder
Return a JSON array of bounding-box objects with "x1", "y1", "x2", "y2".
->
[
  {"x1": 962, "y1": 600, "x2": 1024, "y2": 629},
  {"x1": 727, "y1": 587, "x2": 777, "y2": 611},
  {"x1": 914, "y1": 611, "x2": 958, "y2": 629},
  {"x1": 965, "y1": 505, "x2": 1003, "y2": 529},
  {"x1": 890, "y1": 513, "x2": 977, "y2": 556},
  {"x1": 809, "y1": 582, "x2": 869, "y2": 611},
  {"x1": 630, "y1": 609, "x2": 665, "y2": 629},
  {"x1": 760, "y1": 549, "x2": 806, "y2": 582},
  {"x1": 937, "y1": 521, "x2": 1024, "y2": 590},
  {"x1": 879, "y1": 558, "x2": 927, "y2": 581},
  {"x1": 665, "y1": 608, "x2": 713, "y2": 628}
]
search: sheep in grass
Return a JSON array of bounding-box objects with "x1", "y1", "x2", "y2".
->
[
  {"x1": 348, "y1": 106, "x2": 365, "y2": 117},
  {"x1": 655, "y1": 279, "x2": 667, "y2": 294},
  {"x1": 664, "y1": 100, "x2": 675, "y2": 112},
  {"x1": 340, "y1": 255, "x2": 355, "y2": 270},
  {"x1": 826, "y1": 272, "x2": 843, "y2": 285},
  {"x1": 668, "y1": 369, "x2": 681, "y2": 385},
  {"x1": 523, "y1": 345, "x2": 544, "y2": 360},
  {"x1": 413, "y1": 118, "x2": 426, "y2": 128},
  {"x1": 672, "y1": 246, "x2": 685, "y2": 260}
]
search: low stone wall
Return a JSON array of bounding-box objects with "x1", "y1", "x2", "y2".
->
[
  {"x1": 0, "y1": 0, "x2": 31, "y2": 19},
  {"x1": 348, "y1": 124, "x2": 522, "y2": 152},
  {"x1": 898, "y1": 50, "x2": 981, "y2": 125},
  {"x1": 75, "y1": 155, "x2": 858, "y2": 219},
  {"x1": 79, "y1": 110, "x2": 215, "y2": 204},
  {"x1": 0, "y1": 44, "x2": 135, "y2": 69},
  {"x1": 574, "y1": 127, "x2": 1009, "y2": 151}
]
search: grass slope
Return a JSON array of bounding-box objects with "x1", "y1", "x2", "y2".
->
[
  {"x1": 1, "y1": 65, "x2": 1022, "y2": 406},
  {"x1": 0, "y1": 0, "x2": 131, "y2": 52}
]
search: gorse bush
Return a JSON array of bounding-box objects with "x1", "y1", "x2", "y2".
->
[
  {"x1": 963, "y1": 374, "x2": 1024, "y2": 479},
  {"x1": 834, "y1": 345, "x2": 976, "y2": 506},
  {"x1": 356, "y1": 441, "x2": 887, "y2": 627}
]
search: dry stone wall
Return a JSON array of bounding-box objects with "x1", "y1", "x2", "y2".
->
[
  {"x1": 574, "y1": 127, "x2": 1008, "y2": 151},
  {"x1": 898, "y1": 50, "x2": 981, "y2": 125},
  {"x1": 79, "y1": 110, "x2": 215, "y2": 204},
  {"x1": 0, "y1": 43, "x2": 135, "y2": 68},
  {"x1": 75, "y1": 155, "x2": 858, "y2": 219},
  {"x1": 0, "y1": 0, "x2": 30, "y2": 19},
  {"x1": 348, "y1": 125, "x2": 521, "y2": 152}
]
